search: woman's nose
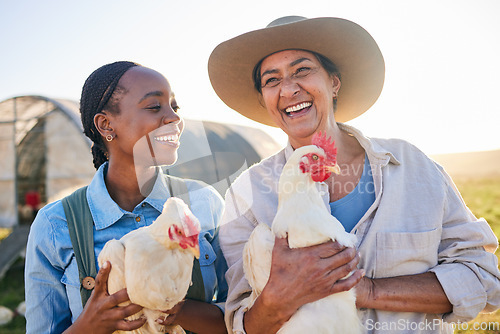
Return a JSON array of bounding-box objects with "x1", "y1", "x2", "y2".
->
[
  {"x1": 280, "y1": 78, "x2": 300, "y2": 98},
  {"x1": 162, "y1": 107, "x2": 181, "y2": 124}
]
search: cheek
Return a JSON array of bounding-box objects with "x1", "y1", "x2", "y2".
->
[
  {"x1": 133, "y1": 135, "x2": 155, "y2": 162},
  {"x1": 178, "y1": 117, "x2": 185, "y2": 135},
  {"x1": 261, "y1": 90, "x2": 278, "y2": 110}
]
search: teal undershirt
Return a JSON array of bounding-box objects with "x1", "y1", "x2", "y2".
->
[{"x1": 329, "y1": 154, "x2": 375, "y2": 232}]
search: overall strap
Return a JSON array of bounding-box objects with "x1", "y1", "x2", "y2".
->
[
  {"x1": 165, "y1": 174, "x2": 191, "y2": 207},
  {"x1": 61, "y1": 186, "x2": 97, "y2": 307},
  {"x1": 165, "y1": 175, "x2": 206, "y2": 302}
]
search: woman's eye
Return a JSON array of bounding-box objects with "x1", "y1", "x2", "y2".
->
[
  {"x1": 147, "y1": 104, "x2": 161, "y2": 111},
  {"x1": 172, "y1": 104, "x2": 181, "y2": 113},
  {"x1": 262, "y1": 77, "x2": 280, "y2": 88},
  {"x1": 295, "y1": 67, "x2": 312, "y2": 77}
]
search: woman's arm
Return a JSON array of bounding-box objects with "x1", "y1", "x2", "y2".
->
[
  {"x1": 355, "y1": 272, "x2": 452, "y2": 314},
  {"x1": 160, "y1": 299, "x2": 227, "y2": 334},
  {"x1": 243, "y1": 237, "x2": 363, "y2": 334}
]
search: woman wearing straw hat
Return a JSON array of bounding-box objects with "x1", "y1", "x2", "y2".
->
[{"x1": 208, "y1": 16, "x2": 500, "y2": 333}]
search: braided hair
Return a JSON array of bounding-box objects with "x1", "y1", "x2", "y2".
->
[{"x1": 80, "y1": 61, "x2": 139, "y2": 169}]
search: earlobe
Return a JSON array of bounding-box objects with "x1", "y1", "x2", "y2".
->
[{"x1": 94, "y1": 113, "x2": 114, "y2": 139}]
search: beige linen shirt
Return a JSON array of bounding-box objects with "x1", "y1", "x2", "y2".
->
[{"x1": 219, "y1": 123, "x2": 500, "y2": 334}]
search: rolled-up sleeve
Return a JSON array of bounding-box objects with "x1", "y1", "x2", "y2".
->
[
  {"x1": 430, "y1": 175, "x2": 500, "y2": 323},
  {"x1": 220, "y1": 188, "x2": 259, "y2": 334},
  {"x1": 25, "y1": 209, "x2": 72, "y2": 333}
]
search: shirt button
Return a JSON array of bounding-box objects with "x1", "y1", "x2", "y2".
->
[
  {"x1": 205, "y1": 254, "x2": 209, "y2": 260},
  {"x1": 82, "y1": 276, "x2": 95, "y2": 290},
  {"x1": 141, "y1": 203, "x2": 146, "y2": 207},
  {"x1": 135, "y1": 216, "x2": 141, "y2": 222}
]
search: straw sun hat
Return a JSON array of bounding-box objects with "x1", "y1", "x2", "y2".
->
[{"x1": 208, "y1": 16, "x2": 385, "y2": 127}]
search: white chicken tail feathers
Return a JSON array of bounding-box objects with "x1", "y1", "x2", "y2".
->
[{"x1": 243, "y1": 223, "x2": 274, "y2": 295}]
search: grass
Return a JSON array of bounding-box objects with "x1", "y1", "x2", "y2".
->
[
  {"x1": 0, "y1": 177, "x2": 499, "y2": 332},
  {"x1": 0, "y1": 258, "x2": 26, "y2": 333},
  {"x1": 0, "y1": 228, "x2": 12, "y2": 241},
  {"x1": 452, "y1": 177, "x2": 500, "y2": 333},
  {"x1": 454, "y1": 178, "x2": 500, "y2": 238}
]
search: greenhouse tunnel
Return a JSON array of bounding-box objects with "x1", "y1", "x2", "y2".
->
[{"x1": 0, "y1": 95, "x2": 282, "y2": 228}]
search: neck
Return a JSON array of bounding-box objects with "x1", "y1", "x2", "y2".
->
[
  {"x1": 105, "y1": 159, "x2": 157, "y2": 212},
  {"x1": 289, "y1": 122, "x2": 363, "y2": 165}
]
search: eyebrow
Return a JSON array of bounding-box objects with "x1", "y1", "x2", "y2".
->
[
  {"x1": 290, "y1": 57, "x2": 312, "y2": 67},
  {"x1": 139, "y1": 91, "x2": 164, "y2": 103},
  {"x1": 261, "y1": 68, "x2": 279, "y2": 78},
  {"x1": 261, "y1": 57, "x2": 313, "y2": 78}
]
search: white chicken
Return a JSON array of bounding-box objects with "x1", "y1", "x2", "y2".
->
[
  {"x1": 243, "y1": 132, "x2": 363, "y2": 334},
  {"x1": 0, "y1": 305, "x2": 14, "y2": 326},
  {"x1": 98, "y1": 197, "x2": 201, "y2": 334}
]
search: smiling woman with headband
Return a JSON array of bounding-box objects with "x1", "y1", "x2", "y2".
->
[
  {"x1": 24, "y1": 61, "x2": 228, "y2": 333},
  {"x1": 208, "y1": 16, "x2": 500, "y2": 333}
]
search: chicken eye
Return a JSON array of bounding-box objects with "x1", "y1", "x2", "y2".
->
[
  {"x1": 312, "y1": 154, "x2": 319, "y2": 161},
  {"x1": 177, "y1": 230, "x2": 183, "y2": 236}
]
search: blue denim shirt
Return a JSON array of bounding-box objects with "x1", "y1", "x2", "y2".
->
[{"x1": 25, "y1": 163, "x2": 228, "y2": 333}]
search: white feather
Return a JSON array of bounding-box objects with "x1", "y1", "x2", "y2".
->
[
  {"x1": 243, "y1": 145, "x2": 363, "y2": 333},
  {"x1": 98, "y1": 197, "x2": 199, "y2": 334}
]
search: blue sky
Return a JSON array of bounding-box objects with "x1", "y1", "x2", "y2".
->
[{"x1": 1, "y1": 0, "x2": 499, "y2": 154}]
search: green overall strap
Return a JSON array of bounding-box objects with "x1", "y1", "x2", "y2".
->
[
  {"x1": 166, "y1": 175, "x2": 206, "y2": 302},
  {"x1": 61, "y1": 186, "x2": 97, "y2": 308}
]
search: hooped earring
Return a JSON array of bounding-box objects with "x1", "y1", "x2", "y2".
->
[{"x1": 105, "y1": 134, "x2": 114, "y2": 142}]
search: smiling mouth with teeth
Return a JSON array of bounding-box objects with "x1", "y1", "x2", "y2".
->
[
  {"x1": 284, "y1": 102, "x2": 312, "y2": 114},
  {"x1": 154, "y1": 134, "x2": 179, "y2": 143}
]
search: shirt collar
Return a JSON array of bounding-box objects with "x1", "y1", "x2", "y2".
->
[
  {"x1": 284, "y1": 123, "x2": 400, "y2": 166},
  {"x1": 143, "y1": 167, "x2": 171, "y2": 212},
  {"x1": 87, "y1": 163, "x2": 124, "y2": 230},
  {"x1": 87, "y1": 164, "x2": 170, "y2": 230},
  {"x1": 338, "y1": 123, "x2": 400, "y2": 166}
]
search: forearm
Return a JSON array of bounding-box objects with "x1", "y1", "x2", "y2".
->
[
  {"x1": 176, "y1": 299, "x2": 228, "y2": 334},
  {"x1": 243, "y1": 289, "x2": 296, "y2": 334},
  {"x1": 356, "y1": 272, "x2": 452, "y2": 314}
]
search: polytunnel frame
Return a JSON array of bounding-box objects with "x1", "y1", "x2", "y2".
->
[
  {"x1": 0, "y1": 95, "x2": 283, "y2": 228},
  {"x1": 0, "y1": 95, "x2": 87, "y2": 226}
]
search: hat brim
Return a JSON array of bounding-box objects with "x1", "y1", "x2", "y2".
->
[{"x1": 208, "y1": 17, "x2": 385, "y2": 127}]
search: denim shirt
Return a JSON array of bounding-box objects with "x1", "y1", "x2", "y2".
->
[{"x1": 25, "y1": 163, "x2": 228, "y2": 333}]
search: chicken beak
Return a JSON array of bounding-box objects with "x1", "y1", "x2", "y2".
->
[
  {"x1": 192, "y1": 243, "x2": 200, "y2": 259},
  {"x1": 326, "y1": 164, "x2": 341, "y2": 175}
]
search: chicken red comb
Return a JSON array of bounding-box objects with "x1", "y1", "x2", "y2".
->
[
  {"x1": 311, "y1": 131, "x2": 337, "y2": 163},
  {"x1": 184, "y1": 213, "x2": 200, "y2": 237}
]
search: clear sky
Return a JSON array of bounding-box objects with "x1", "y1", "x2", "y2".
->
[{"x1": 1, "y1": 0, "x2": 499, "y2": 155}]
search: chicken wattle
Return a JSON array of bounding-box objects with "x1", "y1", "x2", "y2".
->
[
  {"x1": 243, "y1": 131, "x2": 363, "y2": 333},
  {"x1": 98, "y1": 197, "x2": 201, "y2": 334}
]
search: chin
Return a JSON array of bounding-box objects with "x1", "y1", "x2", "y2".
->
[
  {"x1": 286, "y1": 127, "x2": 320, "y2": 145},
  {"x1": 156, "y1": 152, "x2": 178, "y2": 167}
]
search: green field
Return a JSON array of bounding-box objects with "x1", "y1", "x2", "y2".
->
[
  {"x1": 1, "y1": 177, "x2": 499, "y2": 333},
  {"x1": 452, "y1": 177, "x2": 500, "y2": 333}
]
